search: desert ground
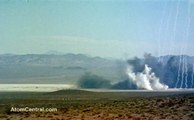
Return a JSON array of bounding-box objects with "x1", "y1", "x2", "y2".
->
[{"x1": 0, "y1": 89, "x2": 194, "y2": 120}]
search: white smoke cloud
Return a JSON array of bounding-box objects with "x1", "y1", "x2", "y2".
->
[{"x1": 127, "y1": 64, "x2": 168, "y2": 90}]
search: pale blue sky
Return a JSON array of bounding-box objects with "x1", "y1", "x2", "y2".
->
[{"x1": 0, "y1": 0, "x2": 194, "y2": 58}]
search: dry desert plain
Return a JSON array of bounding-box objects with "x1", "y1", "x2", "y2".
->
[{"x1": 0, "y1": 89, "x2": 194, "y2": 120}]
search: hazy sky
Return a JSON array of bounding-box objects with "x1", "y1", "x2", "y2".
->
[{"x1": 0, "y1": 0, "x2": 194, "y2": 58}]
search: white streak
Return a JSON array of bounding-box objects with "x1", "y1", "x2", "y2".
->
[
  {"x1": 169, "y1": 0, "x2": 180, "y2": 56},
  {"x1": 191, "y1": 64, "x2": 194, "y2": 88},
  {"x1": 180, "y1": 56, "x2": 185, "y2": 88},
  {"x1": 176, "y1": 55, "x2": 182, "y2": 88},
  {"x1": 184, "y1": 2, "x2": 191, "y2": 88},
  {"x1": 157, "y1": 1, "x2": 167, "y2": 62}
]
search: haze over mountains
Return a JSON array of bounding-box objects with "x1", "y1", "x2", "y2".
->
[
  {"x1": 0, "y1": 53, "x2": 127, "y2": 84},
  {"x1": 1, "y1": 53, "x2": 194, "y2": 89}
]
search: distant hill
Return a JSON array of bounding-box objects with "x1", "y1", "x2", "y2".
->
[
  {"x1": 2, "y1": 53, "x2": 193, "y2": 89},
  {"x1": 0, "y1": 54, "x2": 127, "y2": 84}
]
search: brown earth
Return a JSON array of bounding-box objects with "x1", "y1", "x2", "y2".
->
[{"x1": 0, "y1": 90, "x2": 194, "y2": 120}]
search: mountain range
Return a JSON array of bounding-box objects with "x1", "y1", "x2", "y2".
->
[
  {"x1": 0, "y1": 53, "x2": 127, "y2": 84},
  {"x1": 1, "y1": 53, "x2": 194, "y2": 89}
]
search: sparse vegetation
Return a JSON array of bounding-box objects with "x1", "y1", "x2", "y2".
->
[{"x1": 0, "y1": 90, "x2": 194, "y2": 120}]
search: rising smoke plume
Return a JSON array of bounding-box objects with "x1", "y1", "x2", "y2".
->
[
  {"x1": 77, "y1": 73, "x2": 111, "y2": 89},
  {"x1": 77, "y1": 54, "x2": 194, "y2": 90},
  {"x1": 127, "y1": 64, "x2": 168, "y2": 90},
  {"x1": 111, "y1": 79, "x2": 137, "y2": 90},
  {"x1": 127, "y1": 53, "x2": 194, "y2": 89}
]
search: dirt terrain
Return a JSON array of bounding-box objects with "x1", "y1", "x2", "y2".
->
[{"x1": 0, "y1": 90, "x2": 194, "y2": 120}]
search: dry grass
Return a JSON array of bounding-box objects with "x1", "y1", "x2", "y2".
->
[{"x1": 0, "y1": 90, "x2": 194, "y2": 120}]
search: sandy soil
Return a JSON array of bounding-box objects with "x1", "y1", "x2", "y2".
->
[{"x1": 0, "y1": 90, "x2": 194, "y2": 120}]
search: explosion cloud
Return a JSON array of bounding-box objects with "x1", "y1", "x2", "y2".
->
[{"x1": 127, "y1": 64, "x2": 168, "y2": 90}]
